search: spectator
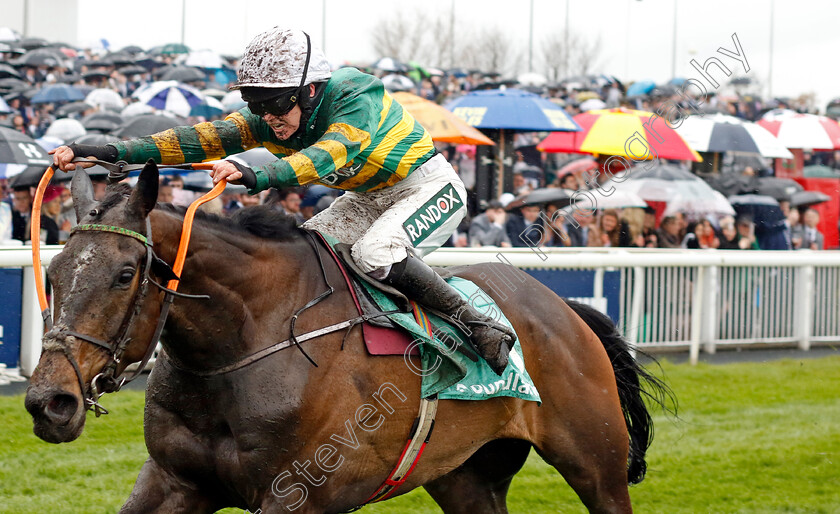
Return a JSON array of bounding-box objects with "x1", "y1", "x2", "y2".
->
[
  {"x1": 697, "y1": 219, "x2": 720, "y2": 249},
  {"x1": 621, "y1": 207, "x2": 647, "y2": 247},
  {"x1": 718, "y1": 218, "x2": 741, "y2": 249},
  {"x1": 511, "y1": 171, "x2": 529, "y2": 196},
  {"x1": 158, "y1": 179, "x2": 175, "y2": 204},
  {"x1": 599, "y1": 209, "x2": 632, "y2": 247},
  {"x1": 506, "y1": 204, "x2": 543, "y2": 247},
  {"x1": 657, "y1": 216, "x2": 681, "y2": 248},
  {"x1": 789, "y1": 208, "x2": 804, "y2": 249},
  {"x1": 800, "y1": 209, "x2": 824, "y2": 250},
  {"x1": 11, "y1": 186, "x2": 32, "y2": 242},
  {"x1": 641, "y1": 207, "x2": 658, "y2": 247},
  {"x1": 556, "y1": 173, "x2": 579, "y2": 190},
  {"x1": 37, "y1": 185, "x2": 61, "y2": 245},
  {"x1": 736, "y1": 217, "x2": 759, "y2": 250},
  {"x1": 469, "y1": 200, "x2": 511, "y2": 247}
]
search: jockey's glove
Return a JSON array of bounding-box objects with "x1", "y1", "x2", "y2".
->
[
  {"x1": 227, "y1": 160, "x2": 257, "y2": 189},
  {"x1": 67, "y1": 143, "x2": 118, "y2": 163}
]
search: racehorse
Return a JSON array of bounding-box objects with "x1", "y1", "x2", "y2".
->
[{"x1": 25, "y1": 161, "x2": 672, "y2": 513}]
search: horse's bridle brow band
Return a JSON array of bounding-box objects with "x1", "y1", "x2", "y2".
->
[{"x1": 71, "y1": 224, "x2": 149, "y2": 245}]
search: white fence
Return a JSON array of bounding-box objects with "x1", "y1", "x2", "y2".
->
[{"x1": 2, "y1": 245, "x2": 838, "y2": 376}]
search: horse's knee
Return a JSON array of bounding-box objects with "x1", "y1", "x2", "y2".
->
[{"x1": 120, "y1": 458, "x2": 219, "y2": 514}]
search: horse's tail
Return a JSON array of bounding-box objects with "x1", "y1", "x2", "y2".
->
[{"x1": 563, "y1": 299, "x2": 676, "y2": 485}]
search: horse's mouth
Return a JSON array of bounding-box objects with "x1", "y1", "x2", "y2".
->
[{"x1": 25, "y1": 387, "x2": 87, "y2": 443}]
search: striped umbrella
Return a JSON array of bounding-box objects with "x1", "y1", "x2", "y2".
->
[
  {"x1": 757, "y1": 109, "x2": 840, "y2": 150},
  {"x1": 676, "y1": 114, "x2": 793, "y2": 158},
  {"x1": 391, "y1": 92, "x2": 494, "y2": 145},
  {"x1": 134, "y1": 81, "x2": 205, "y2": 118},
  {"x1": 537, "y1": 108, "x2": 701, "y2": 162}
]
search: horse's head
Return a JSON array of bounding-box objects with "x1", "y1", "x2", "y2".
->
[{"x1": 25, "y1": 160, "x2": 168, "y2": 443}]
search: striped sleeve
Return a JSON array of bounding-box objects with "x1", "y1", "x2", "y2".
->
[
  {"x1": 249, "y1": 91, "x2": 378, "y2": 192},
  {"x1": 111, "y1": 111, "x2": 263, "y2": 164}
]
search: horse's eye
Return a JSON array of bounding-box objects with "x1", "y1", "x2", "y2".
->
[{"x1": 116, "y1": 268, "x2": 136, "y2": 286}]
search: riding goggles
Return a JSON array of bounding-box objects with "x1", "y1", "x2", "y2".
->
[{"x1": 247, "y1": 88, "x2": 302, "y2": 117}]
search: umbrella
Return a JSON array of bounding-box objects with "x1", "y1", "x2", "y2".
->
[
  {"x1": 802, "y1": 164, "x2": 840, "y2": 178},
  {"x1": 517, "y1": 72, "x2": 548, "y2": 87},
  {"x1": 120, "y1": 45, "x2": 144, "y2": 55},
  {"x1": 603, "y1": 163, "x2": 731, "y2": 217},
  {"x1": 380, "y1": 74, "x2": 415, "y2": 92},
  {"x1": 19, "y1": 37, "x2": 48, "y2": 50},
  {"x1": 134, "y1": 80, "x2": 205, "y2": 118},
  {"x1": 189, "y1": 96, "x2": 225, "y2": 118},
  {"x1": 0, "y1": 126, "x2": 51, "y2": 183},
  {"x1": 15, "y1": 48, "x2": 64, "y2": 67},
  {"x1": 0, "y1": 96, "x2": 10, "y2": 114},
  {"x1": 790, "y1": 190, "x2": 830, "y2": 208},
  {"x1": 31, "y1": 84, "x2": 85, "y2": 104},
  {"x1": 757, "y1": 109, "x2": 840, "y2": 150},
  {"x1": 0, "y1": 27, "x2": 21, "y2": 42},
  {"x1": 372, "y1": 57, "x2": 408, "y2": 72},
  {"x1": 566, "y1": 189, "x2": 648, "y2": 210},
  {"x1": 728, "y1": 194, "x2": 787, "y2": 241},
  {"x1": 182, "y1": 50, "x2": 226, "y2": 69},
  {"x1": 676, "y1": 113, "x2": 793, "y2": 158},
  {"x1": 160, "y1": 66, "x2": 206, "y2": 83},
  {"x1": 81, "y1": 111, "x2": 123, "y2": 132},
  {"x1": 391, "y1": 91, "x2": 494, "y2": 145},
  {"x1": 626, "y1": 80, "x2": 656, "y2": 98},
  {"x1": 753, "y1": 177, "x2": 803, "y2": 201},
  {"x1": 537, "y1": 108, "x2": 701, "y2": 162},
  {"x1": 557, "y1": 157, "x2": 598, "y2": 176},
  {"x1": 0, "y1": 77, "x2": 26, "y2": 92},
  {"x1": 45, "y1": 118, "x2": 86, "y2": 142},
  {"x1": 579, "y1": 98, "x2": 606, "y2": 111},
  {"x1": 118, "y1": 65, "x2": 148, "y2": 76},
  {"x1": 159, "y1": 43, "x2": 190, "y2": 55},
  {"x1": 663, "y1": 190, "x2": 735, "y2": 217},
  {"x1": 0, "y1": 64, "x2": 20, "y2": 79},
  {"x1": 101, "y1": 52, "x2": 135, "y2": 66},
  {"x1": 55, "y1": 101, "x2": 94, "y2": 117},
  {"x1": 113, "y1": 113, "x2": 180, "y2": 138},
  {"x1": 82, "y1": 70, "x2": 111, "y2": 82},
  {"x1": 221, "y1": 90, "x2": 246, "y2": 111},
  {"x1": 446, "y1": 88, "x2": 580, "y2": 132},
  {"x1": 85, "y1": 88, "x2": 125, "y2": 111},
  {"x1": 121, "y1": 102, "x2": 157, "y2": 117},
  {"x1": 505, "y1": 188, "x2": 574, "y2": 210}
]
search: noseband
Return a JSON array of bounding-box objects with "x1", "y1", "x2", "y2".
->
[{"x1": 44, "y1": 218, "x2": 206, "y2": 416}]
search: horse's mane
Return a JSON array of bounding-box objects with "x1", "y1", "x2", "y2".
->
[
  {"x1": 97, "y1": 184, "x2": 302, "y2": 241},
  {"x1": 159, "y1": 203, "x2": 303, "y2": 241}
]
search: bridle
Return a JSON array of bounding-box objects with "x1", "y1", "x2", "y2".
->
[{"x1": 31, "y1": 161, "x2": 220, "y2": 416}]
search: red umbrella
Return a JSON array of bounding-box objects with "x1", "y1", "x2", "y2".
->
[
  {"x1": 537, "y1": 108, "x2": 701, "y2": 162},
  {"x1": 757, "y1": 109, "x2": 840, "y2": 150}
]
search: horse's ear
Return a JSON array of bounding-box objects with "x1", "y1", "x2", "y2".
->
[
  {"x1": 71, "y1": 168, "x2": 95, "y2": 222},
  {"x1": 126, "y1": 159, "x2": 159, "y2": 218}
]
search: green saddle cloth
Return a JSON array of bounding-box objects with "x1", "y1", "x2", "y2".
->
[{"x1": 321, "y1": 233, "x2": 540, "y2": 403}]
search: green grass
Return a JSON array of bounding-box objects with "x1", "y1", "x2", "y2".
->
[{"x1": 2, "y1": 357, "x2": 839, "y2": 513}]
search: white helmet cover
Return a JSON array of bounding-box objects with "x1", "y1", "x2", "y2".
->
[{"x1": 231, "y1": 27, "x2": 331, "y2": 90}]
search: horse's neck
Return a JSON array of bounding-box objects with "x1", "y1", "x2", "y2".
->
[{"x1": 149, "y1": 211, "x2": 316, "y2": 370}]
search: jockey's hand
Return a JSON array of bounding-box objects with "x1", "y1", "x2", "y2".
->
[
  {"x1": 50, "y1": 144, "x2": 115, "y2": 172},
  {"x1": 211, "y1": 160, "x2": 256, "y2": 189}
]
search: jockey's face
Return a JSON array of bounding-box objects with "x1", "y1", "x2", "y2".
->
[{"x1": 263, "y1": 106, "x2": 302, "y2": 140}]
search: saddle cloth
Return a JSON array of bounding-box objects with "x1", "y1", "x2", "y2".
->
[{"x1": 314, "y1": 231, "x2": 540, "y2": 403}]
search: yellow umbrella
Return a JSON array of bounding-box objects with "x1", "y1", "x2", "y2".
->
[{"x1": 392, "y1": 92, "x2": 495, "y2": 146}]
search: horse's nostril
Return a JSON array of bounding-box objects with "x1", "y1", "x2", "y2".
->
[{"x1": 45, "y1": 393, "x2": 78, "y2": 424}]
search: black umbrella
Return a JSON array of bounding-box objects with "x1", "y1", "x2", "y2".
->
[
  {"x1": 82, "y1": 70, "x2": 110, "y2": 82},
  {"x1": 118, "y1": 65, "x2": 148, "y2": 76},
  {"x1": 113, "y1": 113, "x2": 180, "y2": 138},
  {"x1": 629, "y1": 162, "x2": 697, "y2": 181},
  {"x1": 0, "y1": 77, "x2": 26, "y2": 92},
  {"x1": 19, "y1": 38, "x2": 49, "y2": 50},
  {"x1": 753, "y1": 177, "x2": 803, "y2": 201},
  {"x1": 0, "y1": 64, "x2": 20, "y2": 79},
  {"x1": 790, "y1": 190, "x2": 830, "y2": 208},
  {"x1": 81, "y1": 111, "x2": 123, "y2": 132},
  {"x1": 120, "y1": 45, "x2": 145, "y2": 55},
  {"x1": 15, "y1": 48, "x2": 64, "y2": 67},
  {"x1": 0, "y1": 42, "x2": 24, "y2": 55},
  {"x1": 55, "y1": 73, "x2": 82, "y2": 84},
  {"x1": 505, "y1": 188, "x2": 574, "y2": 210},
  {"x1": 0, "y1": 126, "x2": 51, "y2": 186},
  {"x1": 101, "y1": 52, "x2": 135, "y2": 66},
  {"x1": 160, "y1": 66, "x2": 206, "y2": 83},
  {"x1": 55, "y1": 101, "x2": 94, "y2": 117}
]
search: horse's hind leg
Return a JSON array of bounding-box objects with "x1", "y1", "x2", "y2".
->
[
  {"x1": 423, "y1": 438, "x2": 531, "y2": 514},
  {"x1": 532, "y1": 400, "x2": 634, "y2": 514},
  {"x1": 119, "y1": 458, "x2": 223, "y2": 514}
]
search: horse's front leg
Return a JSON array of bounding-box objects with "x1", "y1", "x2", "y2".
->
[{"x1": 120, "y1": 457, "x2": 222, "y2": 514}]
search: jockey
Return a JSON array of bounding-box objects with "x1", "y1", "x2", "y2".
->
[{"x1": 51, "y1": 27, "x2": 514, "y2": 374}]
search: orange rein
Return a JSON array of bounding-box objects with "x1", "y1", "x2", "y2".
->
[{"x1": 30, "y1": 162, "x2": 227, "y2": 316}]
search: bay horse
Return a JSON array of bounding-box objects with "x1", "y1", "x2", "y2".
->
[{"x1": 25, "y1": 161, "x2": 671, "y2": 513}]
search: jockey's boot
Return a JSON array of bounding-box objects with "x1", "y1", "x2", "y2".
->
[{"x1": 385, "y1": 254, "x2": 515, "y2": 375}]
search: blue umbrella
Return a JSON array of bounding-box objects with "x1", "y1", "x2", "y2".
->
[
  {"x1": 626, "y1": 80, "x2": 656, "y2": 98},
  {"x1": 445, "y1": 88, "x2": 580, "y2": 132},
  {"x1": 30, "y1": 84, "x2": 85, "y2": 104}
]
